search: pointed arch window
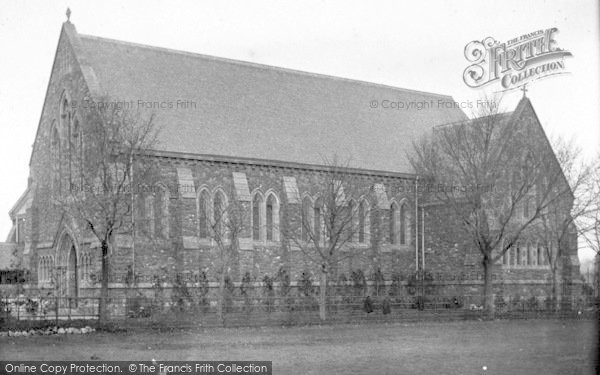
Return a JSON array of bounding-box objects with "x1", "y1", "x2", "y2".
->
[
  {"x1": 314, "y1": 197, "x2": 323, "y2": 244},
  {"x1": 79, "y1": 254, "x2": 85, "y2": 281},
  {"x1": 545, "y1": 242, "x2": 552, "y2": 266},
  {"x1": 46, "y1": 257, "x2": 50, "y2": 282},
  {"x1": 213, "y1": 190, "x2": 226, "y2": 237},
  {"x1": 266, "y1": 193, "x2": 280, "y2": 242},
  {"x1": 348, "y1": 200, "x2": 357, "y2": 243},
  {"x1": 266, "y1": 197, "x2": 273, "y2": 241},
  {"x1": 38, "y1": 258, "x2": 44, "y2": 284},
  {"x1": 48, "y1": 256, "x2": 54, "y2": 282},
  {"x1": 399, "y1": 203, "x2": 407, "y2": 245},
  {"x1": 197, "y1": 190, "x2": 210, "y2": 239},
  {"x1": 144, "y1": 194, "x2": 155, "y2": 236},
  {"x1": 301, "y1": 196, "x2": 312, "y2": 242},
  {"x1": 252, "y1": 193, "x2": 263, "y2": 241},
  {"x1": 70, "y1": 118, "x2": 83, "y2": 190},
  {"x1": 60, "y1": 95, "x2": 73, "y2": 187},
  {"x1": 51, "y1": 125, "x2": 61, "y2": 191},
  {"x1": 154, "y1": 185, "x2": 170, "y2": 239},
  {"x1": 510, "y1": 246, "x2": 516, "y2": 267},
  {"x1": 390, "y1": 202, "x2": 399, "y2": 244},
  {"x1": 358, "y1": 200, "x2": 370, "y2": 244},
  {"x1": 39, "y1": 256, "x2": 54, "y2": 284},
  {"x1": 137, "y1": 189, "x2": 154, "y2": 236},
  {"x1": 86, "y1": 254, "x2": 92, "y2": 281},
  {"x1": 61, "y1": 97, "x2": 70, "y2": 123}
]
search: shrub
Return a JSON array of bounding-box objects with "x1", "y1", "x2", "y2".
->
[
  {"x1": 351, "y1": 270, "x2": 366, "y2": 297},
  {"x1": 406, "y1": 273, "x2": 418, "y2": 296},
  {"x1": 389, "y1": 272, "x2": 402, "y2": 298},
  {"x1": 262, "y1": 274, "x2": 275, "y2": 312},
  {"x1": 494, "y1": 293, "x2": 506, "y2": 311},
  {"x1": 277, "y1": 268, "x2": 292, "y2": 311},
  {"x1": 298, "y1": 271, "x2": 313, "y2": 297},
  {"x1": 195, "y1": 271, "x2": 210, "y2": 312},
  {"x1": 370, "y1": 268, "x2": 385, "y2": 297},
  {"x1": 240, "y1": 272, "x2": 254, "y2": 314},
  {"x1": 298, "y1": 272, "x2": 317, "y2": 311},
  {"x1": 25, "y1": 299, "x2": 39, "y2": 314},
  {"x1": 337, "y1": 273, "x2": 352, "y2": 303},
  {"x1": 171, "y1": 274, "x2": 192, "y2": 311},
  {"x1": 527, "y1": 296, "x2": 539, "y2": 310}
]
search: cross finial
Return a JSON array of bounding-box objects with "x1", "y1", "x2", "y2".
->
[
  {"x1": 66, "y1": 7, "x2": 71, "y2": 22},
  {"x1": 520, "y1": 84, "x2": 528, "y2": 97}
]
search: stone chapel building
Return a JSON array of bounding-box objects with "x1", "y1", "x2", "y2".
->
[{"x1": 4, "y1": 21, "x2": 582, "y2": 303}]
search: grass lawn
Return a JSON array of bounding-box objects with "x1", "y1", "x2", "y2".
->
[{"x1": 0, "y1": 319, "x2": 597, "y2": 374}]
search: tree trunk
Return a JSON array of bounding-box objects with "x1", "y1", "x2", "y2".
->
[
  {"x1": 482, "y1": 255, "x2": 495, "y2": 316},
  {"x1": 552, "y1": 266, "x2": 562, "y2": 312},
  {"x1": 217, "y1": 271, "x2": 226, "y2": 325},
  {"x1": 99, "y1": 239, "x2": 110, "y2": 323},
  {"x1": 319, "y1": 270, "x2": 328, "y2": 321}
]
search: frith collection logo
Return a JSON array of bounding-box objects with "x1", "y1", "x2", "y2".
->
[{"x1": 463, "y1": 28, "x2": 572, "y2": 91}]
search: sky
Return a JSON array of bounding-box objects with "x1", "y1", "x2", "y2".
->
[{"x1": 0, "y1": 0, "x2": 598, "y2": 262}]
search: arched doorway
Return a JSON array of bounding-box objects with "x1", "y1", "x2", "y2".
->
[{"x1": 57, "y1": 232, "x2": 79, "y2": 309}]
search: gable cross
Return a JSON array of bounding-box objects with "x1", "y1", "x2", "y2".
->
[{"x1": 520, "y1": 84, "x2": 528, "y2": 97}]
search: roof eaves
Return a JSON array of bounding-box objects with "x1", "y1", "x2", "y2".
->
[{"x1": 143, "y1": 149, "x2": 418, "y2": 180}]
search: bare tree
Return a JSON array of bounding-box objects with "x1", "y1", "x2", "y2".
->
[
  {"x1": 581, "y1": 155, "x2": 600, "y2": 253},
  {"x1": 579, "y1": 154, "x2": 600, "y2": 296},
  {"x1": 58, "y1": 96, "x2": 160, "y2": 322},
  {"x1": 206, "y1": 189, "x2": 246, "y2": 324},
  {"x1": 283, "y1": 158, "x2": 371, "y2": 321},
  {"x1": 533, "y1": 140, "x2": 596, "y2": 310},
  {"x1": 409, "y1": 95, "x2": 576, "y2": 312}
]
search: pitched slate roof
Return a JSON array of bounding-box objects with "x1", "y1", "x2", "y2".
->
[{"x1": 69, "y1": 23, "x2": 467, "y2": 174}]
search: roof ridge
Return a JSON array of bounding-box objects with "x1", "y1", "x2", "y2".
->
[
  {"x1": 78, "y1": 33, "x2": 455, "y2": 99},
  {"x1": 434, "y1": 110, "x2": 514, "y2": 128}
]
